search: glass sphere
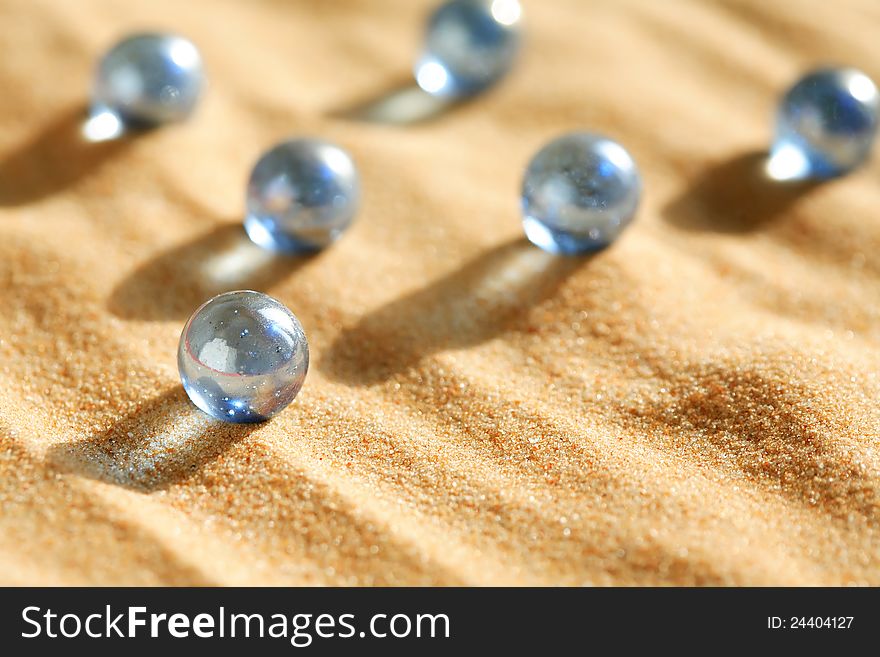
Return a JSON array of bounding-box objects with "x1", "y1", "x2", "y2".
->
[
  {"x1": 92, "y1": 33, "x2": 205, "y2": 127},
  {"x1": 244, "y1": 139, "x2": 360, "y2": 253},
  {"x1": 415, "y1": 0, "x2": 523, "y2": 98},
  {"x1": 772, "y1": 68, "x2": 879, "y2": 179},
  {"x1": 178, "y1": 291, "x2": 309, "y2": 423},
  {"x1": 521, "y1": 133, "x2": 641, "y2": 255}
]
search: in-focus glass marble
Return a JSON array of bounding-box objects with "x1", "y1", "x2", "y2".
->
[
  {"x1": 178, "y1": 291, "x2": 309, "y2": 423},
  {"x1": 521, "y1": 133, "x2": 641, "y2": 255},
  {"x1": 91, "y1": 33, "x2": 205, "y2": 127},
  {"x1": 245, "y1": 139, "x2": 360, "y2": 253},
  {"x1": 415, "y1": 0, "x2": 523, "y2": 98},
  {"x1": 772, "y1": 68, "x2": 879, "y2": 179}
]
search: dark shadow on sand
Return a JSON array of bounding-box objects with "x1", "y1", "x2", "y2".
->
[
  {"x1": 45, "y1": 388, "x2": 259, "y2": 493},
  {"x1": 0, "y1": 105, "x2": 136, "y2": 206},
  {"x1": 108, "y1": 223, "x2": 313, "y2": 321},
  {"x1": 663, "y1": 151, "x2": 820, "y2": 233},
  {"x1": 321, "y1": 238, "x2": 591, "y2": 385},
  {"x1": 328, "y1": 77, "x2": 459, "y2": 125}
]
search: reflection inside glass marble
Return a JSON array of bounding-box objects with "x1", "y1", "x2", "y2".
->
[
  {"x1": 245, "y1": 139, "x2": 360, "y2": 253},
  {"x1": 772, "y1": 67, "x2": 878, "y2": 179},
  {"x1": 521, "y1": 133, "x2": 641, "y2": 255},
  {"x1": 178, "y1": 291, "x2": 309, "y2": 423},
  {"x1": 415, "y1": 0, "x2": 523, "y2": 98},
  {"x1": 91, "y1": 32, "x2": 205, "y2": 129}
]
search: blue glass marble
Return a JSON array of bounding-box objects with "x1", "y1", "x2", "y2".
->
[
  {"x1": 772, "y1": 68, "x2": 879, "y2": 179},
  {"x1": 415, "y1": 0, "x2": 523, "y2": 98},
  {"x1": 178, "y1": 291, "x2": 309, "y2": 423},
  {"x1": 91, "y1": 33, "x2": 204, "y2": 127},
  {"x1": 521, "y1": 133, "x2": 641, "y2": 255},
  {"x1": 244, "y1": 139, "x2": 360, "y2": 253}
]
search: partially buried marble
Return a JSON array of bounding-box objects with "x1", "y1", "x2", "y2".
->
[
  {"x1": 415, "y1": 0, "x2": 523, "y2": 98},
  {"x1": 178, "y1": 291, "x2": 309, "y2": 423},
  {"x1": 91, "y1": 33, "x2": 205, "y2": 128},
  {"x1": 245, "y1": 139, "x2": 360, "y2": 253},
  {"x1": 772, "y1": 67, "x2": 879, "y2": 179},
  {"x1": 521, "y1": 133, "x2": 641, "y2": 255}
]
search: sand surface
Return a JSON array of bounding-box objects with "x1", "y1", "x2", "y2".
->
[{"x1": 1, "y1": 0, "x2": 879, "y2": 585}]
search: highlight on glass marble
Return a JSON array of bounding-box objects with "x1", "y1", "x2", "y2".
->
[
  {"x1": 521, "y1": 133, "x2": 642, "y2": 255},
  {"x1": 767, "y1": 67, "x2": 878, "y2": 181},
  {"x1": 178, "y1": 290, "x2": 309, "y2": 423},
  {"x1": 244, "y1": 138, "x2": 361, "y2": 253},
  {"x1": 87, "y1": 32, "x2": 204, "y2": 140},
  {"x1": 415, "y1": 0, "x2": 523, "y2": 99}
]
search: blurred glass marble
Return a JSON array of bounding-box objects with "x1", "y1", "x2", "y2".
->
[
  {"x1": 415, "y1": 0, "x2": 523, "y2": 98},
  {"x1": 245, "y1": 138, "x2": 360, "y2": 253},
  {"x1": 769, "y1": 68, "x2": 878, "y2": 180},
  {"x1": 178, "y1": 291, "x2": 309, "y2": 423},
  {"x1": 90, "y1": 33, "x2": 204, "y2": 133},
  {"x1": 521, "y1": 133, "x2": 641, "y2": 255}
]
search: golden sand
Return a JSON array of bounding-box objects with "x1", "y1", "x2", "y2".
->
[{"x1": 0, "y1": 0, "x2": 879, "y2": 585}]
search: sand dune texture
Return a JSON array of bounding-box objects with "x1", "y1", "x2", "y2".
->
[{"x1": 1, "y1": 0, "x2": 880, "y2": 585}]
